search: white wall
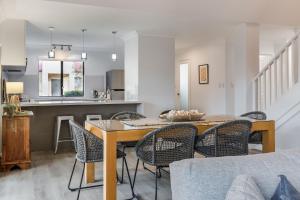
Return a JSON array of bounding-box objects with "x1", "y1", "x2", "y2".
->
[
  {"x1": 124, "y1": 34, "x2": 139, "y2": 100},
  {"x1": 7, "y1": 47, "x2": 124, "y2": 98},
  {"x1": 124, "y1": 33, "x2": 176, "y2": 117},
  {"x1": 246, "y1": 24, "x2": 260, "y2": 111},
  {"x1": 174, "y1": 23, "x2": 258, "y2": 117},
  {"x1": 225, "y1": 23, "x2": 259, "y2": 115},
  {"x1": 138, "y1": 34, "x2": 176, "y2": 117},
  {"x1": 175, "y1": 38, "x2": 226, "y2": 115},
  {"x1": 260, "y1": 26, "x2": 296, "y2": 56},
  {"x1": 276, "y1": 113, "x2": 300, "y2": 150}
]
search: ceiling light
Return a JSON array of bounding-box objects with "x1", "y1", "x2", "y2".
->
[
  {"x1": 81, "y1": 52, "x2": 87, "y2": 60},
  {"x1": 48, "y1": 27, "x2": 55, "y2": 59},
  {"x1": 112, "y1": 31, "x2": 117, "y2": 62},
  {"x1": 81, "y1": 29, "x2": 87, "y2": 60},
  {"x1": 48, "y1": 49, "x2": 55, "y2": 58},
  {"x1": 112, "y1": 53, "x2": 117, "y2": 61}
]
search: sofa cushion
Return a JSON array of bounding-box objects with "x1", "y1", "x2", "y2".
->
[
  {"x1": 225, "y1": 175, "x2": 265, "y2": 200},
  {"x1": 170, "y1": 149, "x2": 300, "y2": 200},
  {"x1": 271, "y1": 175, "x2": 300, "y2": 200}
]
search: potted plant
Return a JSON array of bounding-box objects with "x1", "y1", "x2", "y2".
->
[{"x1": 3, "y1": 104, "x2": 17, "y2": 117}]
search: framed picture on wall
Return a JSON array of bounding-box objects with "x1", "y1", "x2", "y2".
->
[{"x1": 198, "y1": 64, "x2": 209, "y2": 84}]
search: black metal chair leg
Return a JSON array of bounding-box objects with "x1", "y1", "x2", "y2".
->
[
  {"x1": 124, "y1": 157, "x2": 140, "y2": 200},
  {"x1": 77, "y1": 163, "x2": 85, "y2": 200},
  {"x1": 160, "y1": 168, "x2": 169, "y2": 175},
  {"x1": 117, "y1": 172, "x2": 121, "y2": 183},
  {"x1": 132, "y1": 159, "x2": 140, "y2": 188},
  {"x1": 142, "y1": 162, "x2": 146, "y2": 168},
  {"x1": 143, "y1": 162, "x2": 162, "y2": 178},
  {"x1": 68, "y1": 160, "x2": 104, "y2": 191},
  {"x1": 121, "y1": 145, "x2": 126, "y2": 183},
  {"x1": 155, "y1": 168, "x2": 158, "y2": 200},
  {"x1": 68, "y1": 159, "x2": 78, "y2": 191},
  {"x1": 117, "y1": 172, "x2": 124, "y2": 184}
]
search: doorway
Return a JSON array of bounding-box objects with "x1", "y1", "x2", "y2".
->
[{"x1": 179, "y1": 63, "x2": 190, "y2": 110}]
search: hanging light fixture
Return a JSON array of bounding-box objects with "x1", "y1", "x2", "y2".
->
[
  {"x1": 112, "y1": 31, "x2": 117, "y2": 62},
  {"x1": 48, "y1": 27, "x2": 55, "y2": 58},
  {"x1": 81, "y1": 29, "x2": 87, "y2": 60}
]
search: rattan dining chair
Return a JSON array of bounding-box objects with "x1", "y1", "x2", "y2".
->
[
  {"x1": 132, "y1": 124, "x2": 197, "y2": 200},
  {"x1": 110, "y1": 111, "x2": 146, "y2": 183},
  {"x1": 194, "y1": 120, "x2": 252, "y2": 157},
  {"x1": 240, "y1": 111, "x2": 267, "y2": 144},
  {"x1": 111, "y1": 111, "x2": 146, "y2": 121},
  {"x1": 68, "y1": 120, "x2": 134, "y2": 200}
]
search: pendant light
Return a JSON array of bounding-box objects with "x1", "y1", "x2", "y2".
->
[
  {"x1": 81, "y1": 29, "x2": 87, "y2": 60},
  {"x1": 48, "y1": 27, "x2": 55, "y2": 58},
  {"x1": 112, "y1": 31, "x2": 117, "y2": 62}
]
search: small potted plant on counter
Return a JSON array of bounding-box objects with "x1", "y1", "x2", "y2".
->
[{"x1": 3, "y1": 103, "x2": 17, "y2": 118}]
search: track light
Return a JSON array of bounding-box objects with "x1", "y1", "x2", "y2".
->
[
  {"x1": 112, "y1": 53, "x2": 117, "y2": 61},
  {"x1": 81, "y1": 52, "x2": 87, "y2": 60},
  {"x1": 81, "y1": 29, "x2": 87, "y2": 60},
  {"x1": 48, "y1": 27, "x2": 55, "y2": 58},
  {"x1": 112, "y1": 31, "x2": 117, "y2": 62},
  {"x1": 48, "y1": 49, "x2": 55, "y2": 58}
]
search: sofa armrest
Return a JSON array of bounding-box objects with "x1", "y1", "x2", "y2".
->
[{"x1": 170, "y1": 150, "x2": 300, "y2": 200}]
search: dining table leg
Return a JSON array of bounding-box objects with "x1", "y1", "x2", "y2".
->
[
  {"x1": 262, "y1": 121, "x2": 275, "y2": 153},
  {"x1": 85, "y1": 163, "x2": 95, "y2": 183},
  {"x1": 103, "y1": 131, "x2": 118, "y2": 200}
]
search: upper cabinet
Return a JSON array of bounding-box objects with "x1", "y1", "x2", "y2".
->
[{"x1": 1, "y1": 19, "x2": 27, "y2": 68}]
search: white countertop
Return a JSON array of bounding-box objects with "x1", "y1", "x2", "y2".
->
[{"x1": 20, "y1": 100, "x2": 142, "y2": 107}]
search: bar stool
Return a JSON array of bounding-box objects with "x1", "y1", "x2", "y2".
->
[
  {"x1": 86, "y1": 114, "x2": 102, "y2": 121},
  {"x1": 54, "y1": 115, "x2": 74, "y2": 154}
]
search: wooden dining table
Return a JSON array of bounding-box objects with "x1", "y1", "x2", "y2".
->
[{"x1": 84, "y1": 115, "x2": 275, "y2": 200}]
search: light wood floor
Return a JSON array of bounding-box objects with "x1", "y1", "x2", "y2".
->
[
  {"x1": 0, "y1": 147, "x2": 261, "y2": 200},
  {"x1": 0, "y1": 149, "x2": 173, "y2": 200}
]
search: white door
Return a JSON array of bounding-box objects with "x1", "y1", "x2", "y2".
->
[{"x1": 179, "y1": 63, "x2": 190, "y2": 110}]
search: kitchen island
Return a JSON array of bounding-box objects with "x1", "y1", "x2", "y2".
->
[{"x1": 21, "y1": 100, "x2": 142, "y2": 151}]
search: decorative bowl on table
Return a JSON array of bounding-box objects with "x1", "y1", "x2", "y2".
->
[
  {"x1": 159, "y1": 113, "x2": 168, "y2": 119},
  {"x1": 163, "y1": 110, "x2": 205, "y2": 122},
  {"x1": 189, "y1": 110, "x2": 205, "y2": 121}
]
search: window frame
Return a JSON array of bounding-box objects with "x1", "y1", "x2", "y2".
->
[{"x1": 38, "y1": 60, "x2": 85, "y2": 97}]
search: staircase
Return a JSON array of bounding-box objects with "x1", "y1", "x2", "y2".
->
[{"x1": 253, "y1": 33, "x2": 300, "y2": 149}]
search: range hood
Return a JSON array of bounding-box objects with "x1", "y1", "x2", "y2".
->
[{"x1": 2, "y1": 60, "x2": 27, "y2": 74}]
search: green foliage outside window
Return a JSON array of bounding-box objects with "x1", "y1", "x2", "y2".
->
[{"x1": 64, "y1": 90, "x2": 83, "y2": 97}]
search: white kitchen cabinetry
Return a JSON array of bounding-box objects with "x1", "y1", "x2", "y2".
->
[{"x1": 1, "y1": 19, "x2": 26, "y2": 67}]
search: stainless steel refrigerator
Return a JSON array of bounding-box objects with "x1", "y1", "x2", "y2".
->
[{"x1": 106, "y1": 69, "x2": 124, "y2": 100}]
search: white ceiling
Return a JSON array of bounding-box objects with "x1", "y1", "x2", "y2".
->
[{"x1": 2, "y1": 0, "x2": 300, "y2": 50}]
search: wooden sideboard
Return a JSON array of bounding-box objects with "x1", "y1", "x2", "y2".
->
[{"x1": 1, "y1": 111, "x2": 33, "y2": 171}]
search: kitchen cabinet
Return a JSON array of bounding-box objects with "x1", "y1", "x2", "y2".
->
[
  {"x1": 1, "y1": 111, "x2": 33, "y2": 171},
  {"x1": 0, "y1": 19, "x2": 27, "y2": 67}
]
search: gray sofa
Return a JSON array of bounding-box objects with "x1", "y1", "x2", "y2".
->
[{"x1": 170, "y1": 149, "x2": 300, "y2": 200}]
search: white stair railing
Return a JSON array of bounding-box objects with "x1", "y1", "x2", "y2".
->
[{"x1": 253, "y1": 33, "x2": 300, "y2": 111}]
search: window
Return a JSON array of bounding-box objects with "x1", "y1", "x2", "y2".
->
[{"x1": 39, "y1": 60, "x2": 84, "y2": 97}]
